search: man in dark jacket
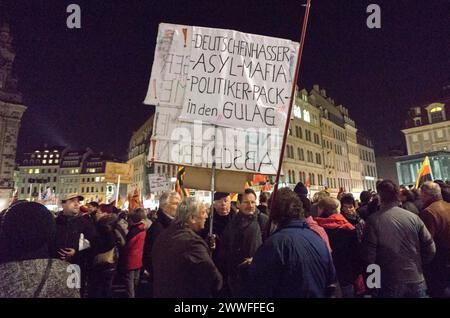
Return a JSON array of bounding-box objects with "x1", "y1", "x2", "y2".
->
[
  {"x1": 222, "y1": 188, "x2": 268, "y2": 297},
  {"x1": 142, "y1": 191, "x2": 180, "y2": 296},
  {"x1": 54, "y1": 194, "x2": 97, "y2": 262},
  {"x1": 200, "y1": 191, "x2": 237, "y2": 296},
  {"x1": 257, "y1": 192, "x2": 270, "y2": 215},
  {"x1": 248, "y1": 188, "x2": 336, "y2": 298},
  {"x1": 357, "y1": 191, "x2": 371, "y2": 220},
  {"x1": 152, "y1": 197, "x2": 222, "y2": 298},
  {"x1": 420, "y1": 181, "x2": 450, "y2": 297},
  {"x1": 363, "y1": 180, "x2": 436, "y2": 298},
  {"x1": 54, "y1": 193, "x2": 97, "y2": 297}
]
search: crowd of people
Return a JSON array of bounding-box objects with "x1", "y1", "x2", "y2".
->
[{"x1": 0, "y1": 179, "x2": 449, "y2": 298}]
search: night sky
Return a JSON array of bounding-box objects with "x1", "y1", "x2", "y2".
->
[{"x1": 6, "y1": 0, "x2": 449, "y2": 159}]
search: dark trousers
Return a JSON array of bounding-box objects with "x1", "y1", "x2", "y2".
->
[
  {"x1": 88, "y1": 267, "x2": 116, "y2": 298},
  {"x1": 379, "y1": 281, "x2": 428, "y2": 298},
  {"x1": 124, "y1": 269, "x2": 141, "y2": 298}
]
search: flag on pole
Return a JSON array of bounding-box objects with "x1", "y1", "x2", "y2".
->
[
  {"x1": 415, "y1": 156, "x2": 433, "y2": 188},
  {"x1": 262, "y1": 182, "x2": 271, "y2": 192},
  {"x1": 175, "y1": 166, "x2": 190, "y2": 198},
  {"x1": 252, "y1": 174, "x2": 267, "y2": 185}
]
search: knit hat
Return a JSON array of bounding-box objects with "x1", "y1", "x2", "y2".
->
[
  {"x1": 0, "y1": 202, "x2": 55, "y2": 260},
  {"x1": 294, "y1": 182, "x2": 308, "y2": 196},
  {"x1": 214, "y1": 192, "x2": 230, "y2": 201}
]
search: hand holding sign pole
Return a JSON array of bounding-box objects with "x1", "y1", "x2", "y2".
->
[{"x1": 269, "y1": 0, "x2": 313, "y2": 221}]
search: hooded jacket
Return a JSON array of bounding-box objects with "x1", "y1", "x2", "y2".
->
[{"x1": 315, "y1": 213, "x2": 363, "y2": 286}]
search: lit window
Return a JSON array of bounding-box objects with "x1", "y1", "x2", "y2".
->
[
  {"x1": 293, "y1": 105, "x2": 302, "y2": 119},
  {"x1": 303, "y1": 110, "x2": 310, "y2": 123},
  {"x1": 37, "y1": 155, "x2": 41, "y2": 158},
  {"x1": 55, "y1": 160, "x2": 59, "y2": 164},
  {"x1": 49, "y1": 160, "x2": 53, "y2": 164},
  {"x1": 50, "y1": 154, "x2": 53, "y2": 158},
  {"x1": 34, "y1": 169, "x2": 39, "y2": 174},
  {"x1": 42, "y1": 160, "x2": 47, "y2": 164},
  {"x1": 44, "y1": 154, "x2": 47, "y2": 158},
  {"x1": 28, "y1": 169, "x2": 33, "y2": 174},
  {"x1": 430, "y1": 106, "x2": 442, "y2": 113},
  {"x1": 101, "y1": 177, "x2": 105, "y2": 181},
  {"x1": 95, "y1": 177, "x2": 100, "y2": 182}
]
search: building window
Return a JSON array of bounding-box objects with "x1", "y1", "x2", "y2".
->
[
  {"x1": 429, "y1": 106, "x2": 445, "y2": 123},
  {"x1": 21, "y1": 187, "x2": 24, "y2": 194},
  {"x1": 437, "y1": 129, "x2": 444, "y2": 139},
  {"x1": 314, "y1": 133, "x2": 320, "y2": 145},
  {"x1": 316, "y1": 153, "x2": 322, "y2": 165},
  {"x1": 34, "y1": 169, "x2": 39, "y2": 174},
  {"x1": 81, "y1": 187, "x2": 84, "y2": 193}
]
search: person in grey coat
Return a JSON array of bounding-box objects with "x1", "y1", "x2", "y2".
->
[{"x1": 363, "y1": 180, "x2": 436, "y2": 298}]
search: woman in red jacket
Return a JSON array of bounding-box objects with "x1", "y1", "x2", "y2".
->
[{"x1": 121, "y1": 208, "x2": 147, "y2": 298}]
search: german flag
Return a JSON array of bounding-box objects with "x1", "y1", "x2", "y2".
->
[
  {"x1": 415, "y1": 156, "x2": 433, "y2": 188},
  {"x1": 175, "y1": 166, "x2": 190, "y2": 198}
]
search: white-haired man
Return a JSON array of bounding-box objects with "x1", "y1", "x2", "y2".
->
[
  {"x1": 152, "y1": 197, "x2": 223, "y2": 297},
  {"x1": 142, "y1": 191, "x2": 181, "y2": 295},
  {"x1": 420, "y1": 181, "x2": 450, "y2": 297}
]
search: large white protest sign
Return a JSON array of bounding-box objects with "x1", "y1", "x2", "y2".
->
[
  {"x1": 145, "y1": 23, "x2": 298, "y2": 175},
  {"x1": 178, "y1": 26, "x2": 299, "y2": 129}
]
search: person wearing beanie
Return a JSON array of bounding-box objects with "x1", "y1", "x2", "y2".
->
[
  {"x1": 200, "y1": 191, "x2": 237, "y2": 297},
  {"x1": 0, "y1": 202, "x2": 80, "y2": 298}
]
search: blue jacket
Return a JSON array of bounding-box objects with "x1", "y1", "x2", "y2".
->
[{"x1": 248, "y1": 219, "x2": 336, "y2": 298}]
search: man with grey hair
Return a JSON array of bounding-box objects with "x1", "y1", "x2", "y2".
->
[
  {"x1": 142, "y1": 191, "x2": 181, "y2": 296},
  {"x1": 152, "y1": 197, "x2": 223, "y2": 297},
  {"x1": 420, "y1": 181, "x2": 450, "y2": 297}
]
